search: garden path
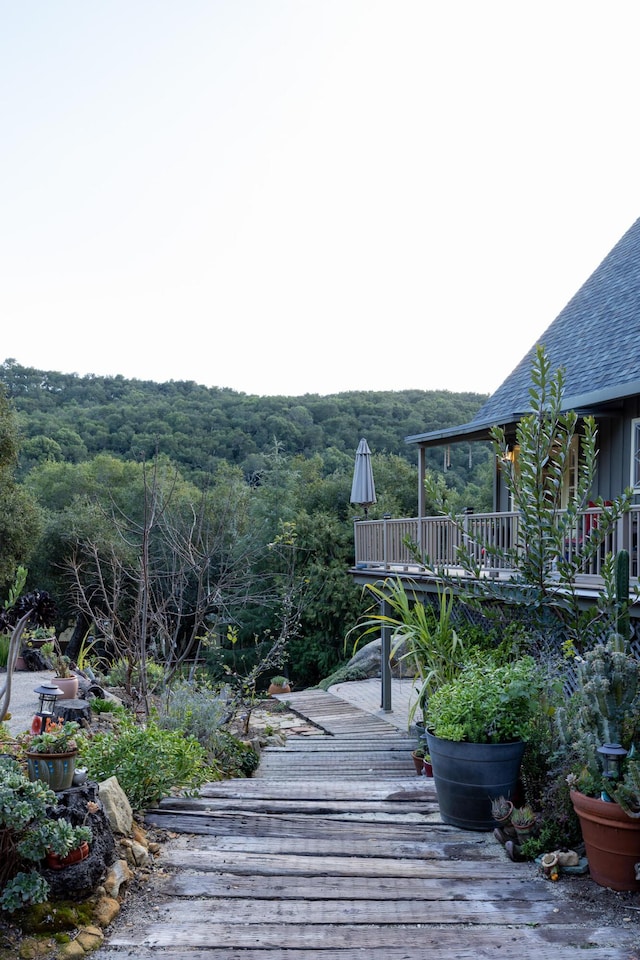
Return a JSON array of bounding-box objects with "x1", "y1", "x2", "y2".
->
[{"x1": 90, "y1": 686, "x2": 639, "y2": 960}]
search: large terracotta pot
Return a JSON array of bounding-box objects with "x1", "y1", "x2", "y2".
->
[
  {"x1": 53, "y1": 675, "x2": 79, "y2": 700},
  {"x1": 26, "y1": 750, "x2": 77, "y2": 791},
  {"x1": 571, "y1": 789, "x2": 640, "y2": 892}
]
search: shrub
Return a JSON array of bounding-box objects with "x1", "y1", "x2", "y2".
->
[
  {"x1": 208, "y1": 729, "x2": 260, "y2": 778},
  {"x1": 0, "y1": 758, "x2": 56, "y2": 913},
  {"x1": 79, "y1": 714, "x2": 214, "y2": 810},
  {"x1": 426, "y1": 656, "x2": 541, "y2": 743},
  {"x1": 158, "y1": 680, "x2": 228, "y2": 746},
  {"x1": 105, "y1": 658, "x2": 165, "y2": 693}
]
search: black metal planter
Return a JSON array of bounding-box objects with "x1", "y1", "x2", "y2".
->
[{"x1": 426, "y1": 732, "x2": 525, "y2": 831}]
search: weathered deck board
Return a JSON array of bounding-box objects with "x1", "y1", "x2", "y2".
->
[
  {"x1": 85, "y1": 946, "x2": 636, "y2": 960},
  {"x1": 91, "y1": 689, "x2": 638, "y2": 959}
]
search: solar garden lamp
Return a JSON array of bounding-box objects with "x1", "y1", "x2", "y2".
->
[
  {"x1": 31, "y1": 681, "x2": 64, "y2": 734},
  {"x1": 597, "y1": 742, "x2": 628, "y2": 781}
]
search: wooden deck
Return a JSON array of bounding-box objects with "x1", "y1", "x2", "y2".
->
[{"x1": 93, "y1": 690, "x2": 639, "y2": 960}]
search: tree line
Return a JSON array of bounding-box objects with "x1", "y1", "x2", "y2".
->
[{"x1": 0, "y1": 360, "x2": 492, "y2": 690}]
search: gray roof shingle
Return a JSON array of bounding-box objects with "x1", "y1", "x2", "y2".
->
[{"x1": 475, "y1": 217, "x2": 640, "y2": 425}]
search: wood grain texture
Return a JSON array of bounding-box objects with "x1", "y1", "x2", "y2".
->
[{"x1": 91, "y1": 688, "x2": 639, "y2": 959}]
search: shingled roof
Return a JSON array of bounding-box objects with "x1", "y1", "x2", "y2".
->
[{"x1": 407, "y1": 216, "x2": 640, "y2": 446}]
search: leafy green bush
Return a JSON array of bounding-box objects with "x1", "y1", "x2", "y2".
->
[
  {"x1": 105, "y1": 658, "x2": 165, "y2": 692},
  {"x1": 208, "y1": 729, "x2": 259, "y2": 778},
  {"x1": 426, "y1": 656, "x2": 541, "y2": 743},
  {"x1": 89, "y1": 697, "x2": 126, "y2": 715},
  {"x1": 0, "y1": 634, "x2": 9, "y2": 668},
  {"x1": 79, "y1": 714, "x2": 214, "y2": 809}
]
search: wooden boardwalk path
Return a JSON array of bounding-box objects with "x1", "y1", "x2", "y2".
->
[{"x1": 93, "y1": 689, "x2": 638, "y2": 959}]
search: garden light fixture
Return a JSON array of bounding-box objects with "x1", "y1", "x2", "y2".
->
[{"x1": 597, "y1": 742, "x2": 628, "y2": 780}]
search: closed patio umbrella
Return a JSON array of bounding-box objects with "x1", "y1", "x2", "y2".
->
[{"x1": 350, "y1": 438, "x2": 376, "y2": 517}]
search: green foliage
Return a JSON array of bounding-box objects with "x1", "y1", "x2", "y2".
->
[
  {"x1": 207, "y1": 729, "x2": 260, "y2": 778},
  {"x1": 1, "y1": 871, "x2": 50, "y2": 914},
  {"x1": 22, "y1": 721, "x2": 80, "y2": 755},
  {"x1": 0, "y1": 758, "x2": 56, "y2": 913},
  {"x1": 0, "y1": 634, "x2": 8, "y2": 668},
  {"x1": 348, "y1": 579, "x2": 464, "y2": 724},
  {"x1": 613, "y1": 759, "x2": 640, "y2": 817},
  {"x1": 2, "y1": 360, "x2": 487, "y2": 483},
  {"x1": 19, "y1": 820, "x2": 92, "y2": 861},
  {"x1": 615, "y1": 548, "x2": 631, "y2": 641},
  {"x1": 105, "y1": 658, "x2": 165, "y2": 693},
  {"x1": 79, "y1": 714, "x2": 213, "y2": 809},
  {"x1": 315, "y1": 662, "x2": 370, "y2": 691},
  {"x1": 426, "y1": 656, "x2": 541, "y2": 743},
  {"x1": 158, "y1": 680, "x2": 228, "y2": 746},
  {"x1": 423, "y1": 346, "x2": 633, "y2": 650},
  {"x1": 89, "y1": 698, "x2": 126, "y2": 715},
  {"x1": 0, "y1": 389, "x2": 41, "y2": 592},
  {"x1": 557, "y1": 634, "x2": 640, "y2": 797}
]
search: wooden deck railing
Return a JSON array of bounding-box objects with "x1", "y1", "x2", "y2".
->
[{"x1": 353, "y1": 505, "x2": 640, "y2": 581}]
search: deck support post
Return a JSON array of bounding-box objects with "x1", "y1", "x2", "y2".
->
[{"x1": 381, "y1": 598, "x2": 392, "y2": 713}]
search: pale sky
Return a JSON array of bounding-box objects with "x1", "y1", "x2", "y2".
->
[{"x1": 2, "y1": 2, "x2": 639, "y2": 397}]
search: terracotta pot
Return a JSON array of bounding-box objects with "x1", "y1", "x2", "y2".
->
[
  {"x1": 571, "y1": 789, "x2": 640, "y2": 892},
  {"x1": 46, "y1": 841, "x2": 90, "y2": 871},
  {"x1": 423, "y1": 760, "x2": 433, "y2": 777},
  {"x1": 268, "y1": 682, "x2": 291, "y2": 696},
  {"x1": 14, "y1": 656, "x2": 27, "y2": 671},
  {"x1": 53, "y1": 675, "x2": 79, "y2": 700},
  {"x1": 26, "y1": 749, "x2": 77, "y2": 791},
  {"x1": 411, "y1": 751, "x2": 425, "y2": 775}
]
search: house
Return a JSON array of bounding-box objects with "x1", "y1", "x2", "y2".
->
[{"x1": 353, "y1": 216, "x2": 640, "y2": 591}]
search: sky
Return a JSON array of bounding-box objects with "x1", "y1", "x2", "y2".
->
[{"x1": 2, "y1": 1, "x2": 640, "y2": 398}]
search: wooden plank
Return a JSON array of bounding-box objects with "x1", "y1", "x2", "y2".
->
[
  {"x1": 193, "y1": 779, "x2": 434, "y2": 800},
  {"x1": 158, "y1": 848, "x2": 527, "y2": 879},
  {"x1": 148, "y1": 797, "x2": 438, "y2": 816},
  {"x1": 106, "y1": 920, "x2": 636, "y2": 952},
  {"x1": 158, "y1": 833, "x2": 495, "y2": 861},
  {"x1": 97, "y1": 685, "x2": 640, "y2": 960},
  {"x1": 146, "y1": 811, "x2": 448, "y2": 840},
  {"x1": 164, "y1": 872, "x2": 556, "y2": 902},
  {"x1": 90, "y1": 946, "x2": 637, "y2": 960},
  {"x1": 111, "y1": 895, "x2": 613, "y2": 926}
]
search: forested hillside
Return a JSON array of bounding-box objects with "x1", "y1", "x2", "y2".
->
[
  {"x1": 0, "y1": 360, "x2": 488, "y2": 485},
  {"x1": 0, "y1": 359, "x2": 492, "y2": 690}
]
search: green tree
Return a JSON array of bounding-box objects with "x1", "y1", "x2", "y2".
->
[{"x1": 0, "y1": 388, "x2": 40, "y2": 591}]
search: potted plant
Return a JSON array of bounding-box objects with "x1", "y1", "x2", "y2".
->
[
  {"x1": 411, "y1": 745, "x2": 432, "y2": 777},
  {"x1": 41, "y1": 821, "x2": 92, "y2": 871},
  {"x1": 268, "y1": 676, "x2": 291, "y2": 696},
  {"x1": 41, "y1": 640, "x2": 79, "y2": 700},
  {"x1": 21, "y1": 720, "x2": 80, "y2": 791},
  {"x1": 510, "y1": 804, "x2": 537, "y2": 843},
  {"x1": 558, "y1": 632, "x2": 640, "y2": 891},
  {"x1": 490, "y1": 795, "x2": 514, "y2": 828},
  {"x1": 425, "y1": 656, "x2": 542, "y2": 830}
]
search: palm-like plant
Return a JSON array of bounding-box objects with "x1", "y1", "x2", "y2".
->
[{"x1": 347, "y1": 578, "x2": 464, "y2": 725}]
